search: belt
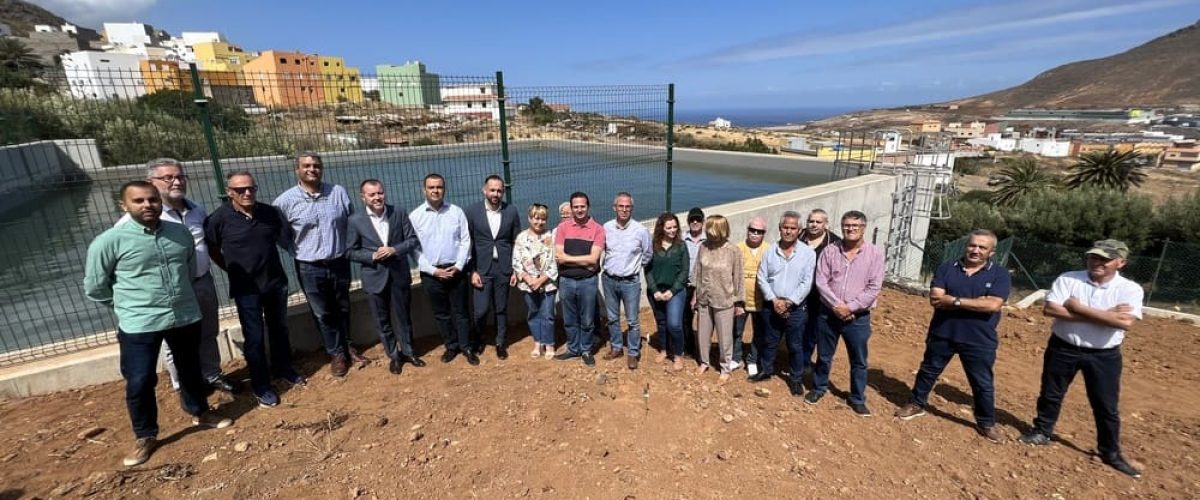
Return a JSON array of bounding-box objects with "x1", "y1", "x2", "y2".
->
[
  {"x1": 605, "y1": 273, "x2": 639, "y2": 281},
  {"x1": 1049, "y1": 334, "x2": 1119, "y2": 353},
  {"x1": 434, "y1": 263, "x2": 456, "y2": 269},
  {"x1": 299, "y1": 257, "x2": 344, "y2": 267}
]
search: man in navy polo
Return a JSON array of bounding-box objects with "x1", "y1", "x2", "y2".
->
[{"x1": 895, "y1": 229, "x2": 1010, "y2": 442}]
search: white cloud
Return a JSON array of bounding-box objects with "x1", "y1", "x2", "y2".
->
[
  {"x1": 27, "y1": 0, "x2": 159, "y2": 29},
  {"x1": 685, "y1": 0, "x2": 1194, "y2": 66}
]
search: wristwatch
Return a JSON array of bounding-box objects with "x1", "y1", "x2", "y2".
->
[{"x1": 952, "y1": 297, "x2": 962, "y2": 308}]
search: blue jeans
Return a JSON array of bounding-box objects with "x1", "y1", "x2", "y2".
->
[
  {"x1": 524, "y1": 290, "x2": 557, "y2": 346},
  {"x1": 295, "y1": 259, "x2": 351, "y2": 357},
  {"x1": 732, "y1": 309, "x2": 762, "y2": 364},
  {"x1": 755, "y1": 306, "x2": 807, "y2": 382},
  {"x1": 118, "y1": 323, "x2": 209, "y2": 439},
  {"x1": 812, "y1": 310, "x2": 873, "y2": 405},
  {"x1": 801, "y1": 298, "x2": 822, "y2": 368},
  {"x1": 559, "y1": 275, "x2": 598, "y2": 355},
  {"x1": 649, "y1": 289, "x2": 686, "y2": 357},
  {"x1": 234, "y1": 285, "x2": 298, "y2": 395},
  {"x1": 602, "y1": 274, "x2": 642, "y2": 356},
  {"x1": 911, "y1": 335, "x2": 997, "y2": 428}
]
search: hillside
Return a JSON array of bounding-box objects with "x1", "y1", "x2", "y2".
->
[
  {"x1": 953, "y1": 20, "x2": 1200, "y2": 110},
  {"x1": 0, "y1": 0, "x2": 71, "y2": 37}
]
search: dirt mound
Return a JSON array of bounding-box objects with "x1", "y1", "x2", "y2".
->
[{"x1": 1, "y1": 289, "x2": 1197, "y2": 498}]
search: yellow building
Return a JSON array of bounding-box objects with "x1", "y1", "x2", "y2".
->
[
  {"x1": 193, "y1": 41, "x2": 252, "y2": 72},
  {"x1": 140, "y1": 59, "x2": 191, "y2": 94},
  {"x1": 317, "y1": 55, "x2": 362, "y2": 104}
]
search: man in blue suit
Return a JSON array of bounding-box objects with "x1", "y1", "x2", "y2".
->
[
  {"x1": 347, "y1": 179, "x2": 424, "y2": 374},
  {"x1": 464, "y1": 175, "x2": 522, "y2": 360}
]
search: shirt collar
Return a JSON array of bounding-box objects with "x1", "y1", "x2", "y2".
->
[{"x1": 954, "y1": 259, "x2": 993, "y2": 272}]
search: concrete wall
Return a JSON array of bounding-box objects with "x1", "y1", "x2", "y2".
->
[
  {"x1": 0, "y1": 173, "x2": 916, "y2": 398},
  {"x1": 0, "y1": 139, "x2": 101, "y2": 215}
]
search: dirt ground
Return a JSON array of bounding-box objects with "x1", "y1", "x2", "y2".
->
[{"x1": 1, "y1": 288, "x2": 1197, "y2": 499}]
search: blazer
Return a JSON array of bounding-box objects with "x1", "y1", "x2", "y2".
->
[
  {"x1": 463, "y1": 200, "x2": 521, "y2": 276},
  {"x1": 346, "y1": 204, "x2": 420, "y2": 294}
]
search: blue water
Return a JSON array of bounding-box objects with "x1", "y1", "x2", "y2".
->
[
  {"x1": 0, "y1": 146, "x2": 831, "y2": 356},
  {"x1": 673, "y1": 107, "x2": 857, "y2": 128}
]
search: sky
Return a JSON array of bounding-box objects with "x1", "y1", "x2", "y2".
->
[{"x1": 28, "y1": 0, "x2": 1200, "y2": 113}]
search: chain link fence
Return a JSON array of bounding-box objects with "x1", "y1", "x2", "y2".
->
[
  {"x1": 922, "y1": 236, "x2": 1200, "y2": 312},
  {"x1": 0, "y1": 67, "x2": 676, "y2": 364}
]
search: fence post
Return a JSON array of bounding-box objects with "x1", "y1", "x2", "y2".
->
[
  {"x1": 665, "y1": 83, "x2": 675, "y2": 213},
  {"x1": 1147, "y1": 239, "x2": 1169, "y2": 302},
  {"x1": 495, "y1": 71, "x2": 513, "y2": 204},
  {"x1": 188, "y1": 63, "x2": 225, "y2": 198}
]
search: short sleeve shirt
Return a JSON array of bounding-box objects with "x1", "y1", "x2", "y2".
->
[
  {"x1": 554, "y1": 217, "x2": 605, "y2": 279},
  {"x1": 1045, "y1": 270, "x2": 1144, "y2": 349},
  {"x1": 204, "y1": 202, "x2": 289, "y2": 298},
  {"x1": 928, "y1": 260, "x2": 1011, "y2": 347}
]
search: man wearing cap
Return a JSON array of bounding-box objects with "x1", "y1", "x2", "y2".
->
[
  {"x1": 895, "y1": 229, "x2": 1010, "y2": 443},
  {"x1": 1019, "y1": 239, "x2": 1144, "y2": 478},
  {"x1": 683, "y1": 207, "x2": 706, "y2": 357}
]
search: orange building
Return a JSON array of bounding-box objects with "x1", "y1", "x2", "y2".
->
[
  {"x1": 140, "y1": 59, "x2": 191, "y2": 94},
  {"x1": 243, "y1": 50, "x2": 325, "y2": 108}
]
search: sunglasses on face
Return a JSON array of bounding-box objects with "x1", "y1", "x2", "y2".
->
[
  {"x1": 747, "y1": 228, "x2": 765, "y2": 235},
  {"x1": 229, "y1": 186, "x2": 258, "y2": 194}
]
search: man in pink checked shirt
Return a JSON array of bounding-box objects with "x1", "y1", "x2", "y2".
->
[{"x1": 806, "y1": 210, "x2": 885, "y2": 418}]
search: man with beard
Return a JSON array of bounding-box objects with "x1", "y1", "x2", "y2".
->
[{"x1": 465, "y1": 175, "x2": 522, "y2": 359}]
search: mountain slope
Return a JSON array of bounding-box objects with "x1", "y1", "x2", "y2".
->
[
  {"x1": 952, "y1": 20, "x2": 1200, "y2": 109},
  {"x1": 0, "y1": 0, "x2": 71, "y2": 37}
]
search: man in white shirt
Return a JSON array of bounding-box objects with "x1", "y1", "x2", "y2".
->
[
  {"x1": 600, "y1": 192, "x2": 652, "y2": 369},
  {"x1": 1019, "y1": 239, "x2": 1145, "y2": 478},
  {"x1": 409, "y1": 173, "x2": 477, "y2": 366}
]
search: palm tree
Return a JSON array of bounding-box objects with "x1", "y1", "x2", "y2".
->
[
  {"x1": 0, "y1": 38, "x2": 45, "y2": 88},
  {"x1": 989, "y1": 157, "x2": 1058, "y2": 206},
  {"x1": 1065, "y1": 148, "x2": 1147, "y2": 193}
]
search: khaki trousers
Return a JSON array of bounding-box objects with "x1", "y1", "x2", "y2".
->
[{"x1": 696, "y1": 305, "x2": 736, "y2": 373}]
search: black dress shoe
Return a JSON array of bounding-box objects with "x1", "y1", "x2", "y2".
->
[
  {"x1": 496, "y1": 346, "x2": 508, "y2": 360},
  {"x1": 747, "y1": 372, "x2": 773, "y2": 383},
  {"x1": 209, "y1": 377, "x2": 242, "y2": 394},
  {"x1": 788, "y1": 380, "x2": 804, "y2": 397},
  {"x1": 406, "y1": 356, "x2": 427, "y2": 368},
  {"x1": 1103, "y1": 454, "x2": 1142, "y2": 478},
  {"x1": 388, "y1": 358, "x2": 402, "y2": 374},
  {"x1": 465, "y1": 351, "x2": 481, "y2": 366},
  {"x1": 441, "y1": 350, "x2": 459, "y2": 363}
]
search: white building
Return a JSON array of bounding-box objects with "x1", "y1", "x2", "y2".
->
[
  {"x1": 709, "y1": 117, "x2": 732, "y2": 129},
  {"x1": 61, "y1": 51, "x2": 145, "y2": 100},
  {"x1": 102, "y1": 23, "x2": 164, "y2": 47},
  {"x1": 1017, "y1": 138, "x2": 1072, "y2": 157},
  {"x1": 359, "y1": 76, "x2": 379, "y2": 93},
  {"x1": 945, "y1": 121, "x2": 986, "y2": 139},
  {"x1": 439, "y1": 83, "x2": 500, "y2": 120},
  {"x1": 967, "y1": 133, "x2": 1018, "y2": 152},
  {"x1": 880, "y1": 131, "x2": 903, "y2": 153},
  {"x1": 180, "y1": 31, "x2": 225, "y2": 46}
]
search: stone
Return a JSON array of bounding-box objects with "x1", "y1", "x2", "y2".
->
[
  {"x1": 76, "y1": 427, "x2": 105, "y2": 440},
  {"x1": 721, "y1": 414, "x2": 735, "y2": 423},
  {"x1": 202, "y1": 452, "x2": 218, "y2": 462},
  {"x1": 754, "y1": 387, "x2": 771, "y2": 398},
  {"x1": 234, "y1": 441, "x2": 250, "y2": 452},
  {"x1": 409, "y1": 431, "x2": 424, "y2": 442},
  {"x1": 375, "y1": 416, "x2": 389, "y2": 428},
  {"x1": 596, "y1": 374, "x2": 608, "y2": 386}
]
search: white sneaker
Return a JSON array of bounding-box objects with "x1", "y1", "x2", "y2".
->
[
  {"x1": 531, "y1": 343, "x2": 543, "y2": 358},
  {"x1": 747, "y1": 363, "x2": 759, "y2": 376}
]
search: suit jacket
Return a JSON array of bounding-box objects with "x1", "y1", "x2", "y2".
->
[
  {"x1": 464, "y1": 200, "x2": 521, "y2": 276},
  {"x1": 347, "y1": 204, "x2": 420, "y2": 294}
]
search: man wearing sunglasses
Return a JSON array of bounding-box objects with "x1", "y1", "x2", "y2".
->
[
  {"x1": 205, "y1": 172, "x2": 305, "y2": 408},
  {"x1": 733, "y1": 216, "x2": 768, "y2": 374}
]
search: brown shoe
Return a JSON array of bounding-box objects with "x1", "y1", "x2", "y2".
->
[
  {"x1": 122, "y1": 437, "x2": 157, "y2": 467},
  {"x1": 894, "y1": 403, "x2": 926, "y2": 421},
  {"x1": 627, "y1": 355, "x2": 639, "y2": 370},
  {"x1": 348, "y1": 347, "x2": 371, "y2": 367},
  {"x1": 978, "y1": 426, "x2": 1004, "y2": 443},
  {"x1": 331, "y1": 353, "x2": 349, "y2": 378},
  {"x1": 602, "y1": 348, "x2": 623, "y2": 361}
]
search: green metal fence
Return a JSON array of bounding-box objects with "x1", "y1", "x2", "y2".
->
[
  {"x1": 922, "y1": 236, "x2": 1200, "y2": 312},
  {"x1": 0, "y1": 66, "x2": 675, "y2": 364}
]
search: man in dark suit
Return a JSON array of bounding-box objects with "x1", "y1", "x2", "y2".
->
[
  {"x1": 347, "y1": 179, "x2": 425, "y2": 374},
  {"x1": 465, "y1": 175, "x2": 522, "y2": 360}
]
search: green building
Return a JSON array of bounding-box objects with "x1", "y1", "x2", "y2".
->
[{"x1": 376, "y1": 61, "x2": 441, "y2": 108}]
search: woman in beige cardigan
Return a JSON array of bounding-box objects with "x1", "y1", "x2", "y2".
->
[{"x1": 690, "y1": 215, "x2": 745, "y2": 382}]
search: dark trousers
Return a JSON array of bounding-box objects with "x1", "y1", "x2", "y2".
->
[
  {"x1": 683, "y1": 286, "x2": 697, "y2": 358},
  {"x1": 421, "y1": 271, "x2": 472, "y2": 353},
  {"x1": 234, "y1": 285, "x2": 298, "y2": 395},
  {"x1": 812, "y1": 310, "x2": 873, "y2": 405},
  {"x1": 1032, "y1": 335, "x2": 1124, "y2": 457},
  {"x1": 732, "y1": 309, "x2": 762, "y2": 364},
  {"x1": 801, "y1": 297, "x2": 823, "y2": 368},
  {"x1": 118, "y1": 323, "x2": 210, "y2": 439},
  {"x1": 754, "y1": 306, "x2": 807, "y2": 383},
  {"x1": 295, "y1": 259, "x2": 351, "y2": 357},
  {"x1": 472, "y1": 265, "x2": 511, "y2": 348},
  {"x1": 911, "y1": 335, "x2": 997, "y2": 428},
  {"x1": 366, "y1": 276, "x2": 416, "y2": 361}
]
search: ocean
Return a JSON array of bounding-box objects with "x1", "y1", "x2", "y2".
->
[{"x1": 672, "y1": 107, "x2": 858, "y2": 128}]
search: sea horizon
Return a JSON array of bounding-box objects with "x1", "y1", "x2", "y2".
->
[{"x1": 673, "y1": 106, "x2": 863, "y2": 128}]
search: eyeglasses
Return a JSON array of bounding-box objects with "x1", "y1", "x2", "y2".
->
[
  {"x1": 229, "y1": 186, "x2": 258, "y2": 194},
  {"x1": 151, "y1": 174, "x2": 187, "y2": 183},
  {"x1": 747, "y1": 228, "x2": 765, "y2": 235},
  {"x1": 842, "y1": 223, "x2": 865, "y2": 230}
]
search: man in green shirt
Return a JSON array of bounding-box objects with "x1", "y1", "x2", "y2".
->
[{"x1": 84, "y1": 181, "x2": 233, "y2": 467}]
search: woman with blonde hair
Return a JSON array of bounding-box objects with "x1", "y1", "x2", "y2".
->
[
  {"x1": 513, "y1": 203, "x2": 559, "y2": 358},
  {"x1": 645, "y1": 212, "x2": 689, "y2": 371},
  {"x1": 690, "y1": 215, "x2": 744, "y2": 382}
]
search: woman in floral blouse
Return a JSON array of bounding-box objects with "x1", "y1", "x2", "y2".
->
[
  {"x1": 513, "y1": 203, "x2": 559, "y2": 359},
  {"x1": 691, "y1": 215, "x2": 745, "y2": 382}
]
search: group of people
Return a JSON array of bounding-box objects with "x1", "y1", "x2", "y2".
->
[{"x1": 83, "y1": 154, "x2": 1145, "y2": 479}]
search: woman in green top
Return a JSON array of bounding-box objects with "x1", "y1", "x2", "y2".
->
[{"x1": 645, "y1": 212, "x2": 689, "y2": 371}]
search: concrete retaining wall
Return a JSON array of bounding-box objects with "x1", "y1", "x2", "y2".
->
[{"x1": 0, "y1": 139, "x2": 101, "y2": 214}]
